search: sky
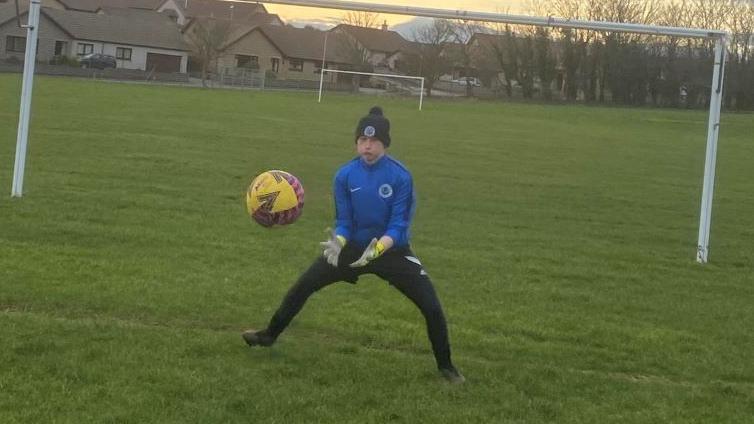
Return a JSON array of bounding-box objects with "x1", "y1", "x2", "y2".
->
[{"x1": 263, "y1": 1, "x2": 528, "y2": 29}]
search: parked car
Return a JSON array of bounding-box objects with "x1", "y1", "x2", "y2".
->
[
  {"x1": 79, "y1": 53, "x2": 116, "y2": 70},
  {"x1": 452, "y1": 77, "x2": 481, "y2": 87}
]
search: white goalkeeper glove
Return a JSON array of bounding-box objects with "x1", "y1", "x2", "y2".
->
[
  {"x1": 319, "y1": 229, "x2": 346, "y2": 267},
  {"x1": 349, "y1": 238, "x2": 386, "y2": 268}
]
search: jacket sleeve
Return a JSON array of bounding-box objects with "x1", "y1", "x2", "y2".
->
[
  {"x1": 385, "y1": 173, "x2": 414, "y2": 243},
  {"x1": 333, "y1": 170, "x2": 353, "y2": 240}
]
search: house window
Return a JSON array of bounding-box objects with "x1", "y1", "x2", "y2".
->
[
  {"x1": 236, "y1": 54, "x2": 259, "y2": 69},
  {"x1": 270, "y1": 57, "x2": 280, "y2": 73},
  {"x1": 77, "y1": 43, "x2": 94, "y2": 56},
  {"x1": 5, "y1": 36, "x2": 26, "y2": 52},
  {"x1": 115, "y1": 47, "x2": 132, "y2": 61},
  {"x1": 288, "y1": 59, "x2": 303, "y2": 72},
  {"x1": 54, "y1": 40, "x2": 68, "y2": 56}
]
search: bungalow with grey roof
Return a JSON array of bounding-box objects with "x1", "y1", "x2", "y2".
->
[
  {"x1": 0, "y1": 4, "x2": 189, "y2": 72},
  {"x1": 56, "y1": 0, "x2": 164, "y2": 12},
  {"x1": 203, "y1": 23, "x2": 352, "y2": 82},
  {"x1": 159, "y1": 0, "x2": 273, "y2": 26},
  {"x1": 49, "y1": 0, "x2": 278, "y2": 27},
  {"x1": 329, "y1": 23, "x2": 411, "y2": 72}
]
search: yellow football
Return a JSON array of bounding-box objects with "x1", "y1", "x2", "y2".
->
[{"x1": 246, "y1": 170, "x2": 304, "y2": 227}]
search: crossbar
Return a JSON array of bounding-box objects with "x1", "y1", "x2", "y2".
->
[
  {"x1": 247, "y1": 0, "x2": 726, "y2": 39},
  {"x1": 322, "y1": 69, "x2": 424, "y2": 80}
]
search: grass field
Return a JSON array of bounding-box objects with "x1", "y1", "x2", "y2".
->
[{"x1": 1, "y1": 75, "x2": 753, "y2": 423}]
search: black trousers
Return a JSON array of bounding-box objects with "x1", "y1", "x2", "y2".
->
[{"x1": 264, "y1": 244, "x2": 454, "y2": 370}]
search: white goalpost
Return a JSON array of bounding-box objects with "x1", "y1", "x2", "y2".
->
[
  {"x1": 254, "y1": 0, "x2": 728, "y2": 264},
  {"x1": 11, "y1": 0, "x2": 41, "y2": 198},
  {"x1": 318, "y1": 69, "x2": 425, "y2": 110}
]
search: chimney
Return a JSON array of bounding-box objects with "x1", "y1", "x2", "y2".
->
[{"x1": 381, "y1": 20, "x2": 388, "y2": 31}]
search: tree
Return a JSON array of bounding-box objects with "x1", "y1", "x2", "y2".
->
[
  {"x1": 653, "y1": 0, "x2": 694, "y2": 107},
  {"x1": 187, "y1": 18, "x2": 231, "y2": 88},
  {"x1": 534, "y1": 27, "x2": 557, "y2": 100},
  {"x1": 336, "y1": 33, "x2": 374, "y2": 92},
  {"x1": 335, "y1": 12, "x2": 382, "y2": 92},
  {"x1": 449, "y1": 20, "x2": 484, "y2": 96},
  {"x1": 534, "y1": 0, "x2": 591, "y2": 101},
  {"x1": 559, "y1": 28, "x2": 581, "y2": 100},
  {"x1": 342, "y1": 11, "x2": 380, "y2": 28},
  {"x1": 726, "y1": 0, "x2": 754, "y2": 109},
  {"x1": 509, "y1": 32, "x2": 537, "y2": 99},
  {"x1": 403, "y1": 19, "x2": 455, "y2": 97},
  {"x1": 479, "y1": 24, "x2": 519, "y2": 98}
]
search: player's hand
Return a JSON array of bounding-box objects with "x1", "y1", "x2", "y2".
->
[
  {"x1": 349, "y1": 238, "x2": 385, "y2": 268},
  {"x1": 319, "y1": 229, "x2": 346, "y2": 267}
]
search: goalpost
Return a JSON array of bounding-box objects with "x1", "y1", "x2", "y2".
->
[
  {"x1": 11, "y1": 0, "x2": 40, "y2": 199},
  {"x1": 318, "y1": 69, "x2": 425, "y2": 110},
  {"x1": 254, "y1": 0, "x2": 728, "y2": 264}
]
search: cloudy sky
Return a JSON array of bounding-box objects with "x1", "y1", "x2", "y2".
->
[{"x1": 263, "y1": 0, "x2": 529, "y2": 29}]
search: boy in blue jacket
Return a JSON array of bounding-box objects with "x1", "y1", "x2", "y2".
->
[{"x1": 243, "y1": 107, "x2": 463, "y2": 384}]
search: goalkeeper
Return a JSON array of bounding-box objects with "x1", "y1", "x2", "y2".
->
[{"x1": 243, "y1": 106, "x2": 464, "y2": 384}]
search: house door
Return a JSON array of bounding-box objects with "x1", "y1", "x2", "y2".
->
[{"x1": 146, "y1": 53, "x2": 182, "y2": 73}]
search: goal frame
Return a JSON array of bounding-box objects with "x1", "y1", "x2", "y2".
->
[
  {"x1": 318, "y1": 68, "x2": 425, "y2": 110},
  {"x1": 11, "y1": 0, "x2": 729, "y2": 264}
]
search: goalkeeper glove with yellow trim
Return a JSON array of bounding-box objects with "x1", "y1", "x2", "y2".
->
[{"x1": 349, "y1": 238, "x2": 386, "y2": 268}]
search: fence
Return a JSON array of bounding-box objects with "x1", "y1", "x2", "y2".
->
[{"x1": 0, "y1": 61, "x2": 189, "y2": 83}]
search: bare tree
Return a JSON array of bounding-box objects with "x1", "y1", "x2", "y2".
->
[
  {"x1": 487, "y1": 11, "x2": 557, "y2": 100},
  {"x1": 651, "y1": 0, "x2": 695, "y2": 106},
  {"x1": 481, "y1": 24, "x2": 519, "y2": 98},
  {"x1": 335, "y1": 11, "x2": 382, "y2": 91},
  {"x1": 727, "y1": 0, "x2": 754, "y2": 109},
  {"x1": 404, "y1": 19, "x2": 455, "y2": 97},
  {"x1": 443, "y1": 0, "x2": 754, "y2": 109},
  {"x1": 336, "y1": 33, "x2": 373, "y2": 92},
  {"x1": 603, "y1": 0, "x2": 658, "y2": 31},
  {"x1": 449, "y1": 20, "x2": 484, "y2": 96},
  {"x1": 690, "y1": 0, "x2": 735, "y2": 54},
  {"x1": 187, "y1": 18, "x2": 232, "y2": 87},
  {"x1": 342, "y1": 11, "x2": 380, "y2": 28},
  {"x1": 534, "y1": 27, "x2": 557, "y2": 100},
  {"x1": 679, "y1": 0, "x2": 735, "y2": 107},
  {"x1": 529, "y1": 0, "x2": 592, "y2": 101}
]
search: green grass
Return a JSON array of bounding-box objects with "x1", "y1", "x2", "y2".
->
[{"x1": 1, "y1": 75, "x2": 753, "y2": 423}]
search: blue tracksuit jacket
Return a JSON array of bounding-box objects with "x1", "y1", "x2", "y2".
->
[{"x1": 333, "y1": 155, "x2": 415, "y2": 249}]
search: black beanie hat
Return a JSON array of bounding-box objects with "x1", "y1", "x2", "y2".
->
[{"x1": 355, "y1": 106, "x2": 391, "y2": 147}]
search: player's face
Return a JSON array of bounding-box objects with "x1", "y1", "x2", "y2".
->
[{"x1": 356, "y1": 136, "x2": 386, "y2": 164}]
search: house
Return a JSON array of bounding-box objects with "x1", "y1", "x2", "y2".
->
[
  {"x1": 0, "y1": 4, "x2": 189, "y2": 72},
  {"x1": 213, "y1": 24, "x2": 352, "y2": 82},
  {"x1": 329, "y1": 23, "x2": 410, "y2": 72},
  {"x1": 183, "y1": 14, "x2": 281, "y2": 75},
  {"x1": 56, "y1": 0, "x2": 164, "y2": 12},
  {"x1": 182, "y1": 10, "x2": 282, "y2": 37},
  {"x1": 52, "y1": 0, "x2": 277, "y2": 27},
  {"x1": 159, "y1": 0, "x2": 272, "y2": 26}
]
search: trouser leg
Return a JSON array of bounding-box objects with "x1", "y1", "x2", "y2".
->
[
  {"x1": 394, "y1": 277, "x2": 453, "y2": 369},
  {"x1": 265, "y1": 257, "x2": 354, "y2": 339},
  {"x1": 375, "y1": 250, "x2": 454, "y2": 370}
]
